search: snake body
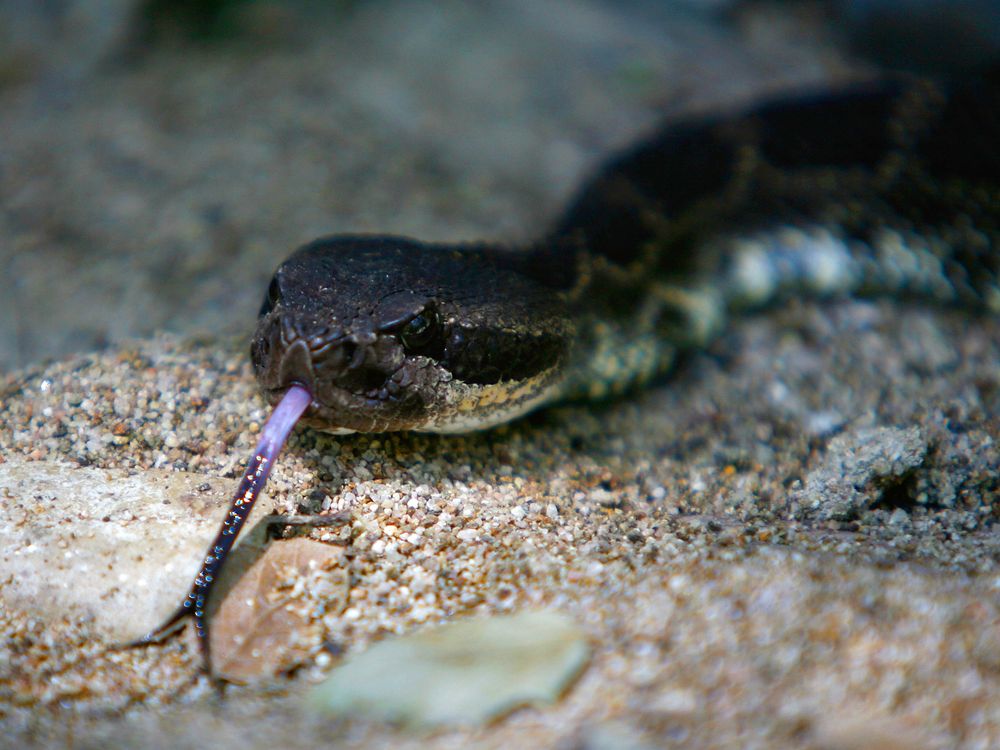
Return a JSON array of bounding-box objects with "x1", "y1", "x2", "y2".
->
[
  {"x1": 251, "y1": 71, "x2": 999, "y2": 436},
  {"x1": 145, "y1": 70, "x2": 1000, "y2": 672}
]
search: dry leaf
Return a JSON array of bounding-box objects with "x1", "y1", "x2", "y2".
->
[{"x1": 210, "y1": 536, "x2": 348, "y2": 683}]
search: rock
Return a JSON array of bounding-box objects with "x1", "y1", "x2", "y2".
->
[
  {"x1": 0, "y1": 457, "x2": 247, "y2": 642},
  {"x1": 794, "y1": 426, "x2": 927, "y2": 521},
  {"x1": 307, "y1": 610, "x2": 590, "y2": 727}
]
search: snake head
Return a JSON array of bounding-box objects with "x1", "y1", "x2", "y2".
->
[{"x1": 251, "y1": 235, "x2": 571, "y2": 433}]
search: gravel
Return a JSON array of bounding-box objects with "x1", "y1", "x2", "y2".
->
[{"x1": 1, "y1": 2, "x2": 998, "y2": 748}]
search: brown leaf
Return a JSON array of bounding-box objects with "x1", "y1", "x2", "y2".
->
[{"x1": 210, "y1": 536, "x2": 348, "y2": 683}]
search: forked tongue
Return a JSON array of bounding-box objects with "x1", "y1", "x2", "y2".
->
[{"x1": 136, "y1": 384, "x2": 312, "y2": 671}]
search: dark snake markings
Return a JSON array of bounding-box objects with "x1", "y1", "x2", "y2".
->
[{"x1": 138, "y1": 71, "x2": 1000, "y2": 675}]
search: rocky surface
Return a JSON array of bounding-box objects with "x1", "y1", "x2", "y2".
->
[{"x1": 1, "y1": 2, "x2": 998, "y2": 749}]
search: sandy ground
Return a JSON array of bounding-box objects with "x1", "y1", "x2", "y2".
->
[{"x1": 1, "y1": 2, "x2": 998, "y2": 748}]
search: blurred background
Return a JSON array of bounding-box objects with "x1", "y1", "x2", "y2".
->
[{"x1": 1, "y1": 0, "x2": 997, "y2": 372}]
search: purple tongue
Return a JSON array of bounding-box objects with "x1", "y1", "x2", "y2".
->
[
  {"x1": 252, "y1": 385, "x2": 313, "y2": 463},
  {"x1": 137, "y1": 385, "x2": 312, "y2": 670}
]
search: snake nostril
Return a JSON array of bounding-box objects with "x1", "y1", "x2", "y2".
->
[
  {"x1": 344, "y1": 340, "x2": 373, "y2": 370},
  {"x1": 250, "y1": 336, "x2": 269, "y2": 372},
  {"x1": 340, "y1": 340, "x2": 358, "y2": 365},
  {"x1": 311, "y1": 339, "x2": 377, "y2": 381}
]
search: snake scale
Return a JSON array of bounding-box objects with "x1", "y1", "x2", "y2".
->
[{"x1": 139, "y1": 68, "x2": 1000, "y2": 674}]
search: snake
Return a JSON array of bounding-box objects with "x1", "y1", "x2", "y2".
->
[{"x1": 137, "y1": 69, "x2": 999, "y2": 675}]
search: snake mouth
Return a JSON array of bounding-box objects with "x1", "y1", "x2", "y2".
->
[
  {"x1": 264, "y1": 335, "x2": 388, "y2": 397},
  {"x1": 252, "y1": 312, "x2": 425, "y2": 431}
]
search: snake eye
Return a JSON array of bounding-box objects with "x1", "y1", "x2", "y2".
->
[
  {"x1": 399, "y1": 308, "x2": 439, "y2": 353},
  {"x1": 259, "y1": 276, "x2": 282, "y2": 317}
]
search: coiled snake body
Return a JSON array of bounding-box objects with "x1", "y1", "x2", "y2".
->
[{"x1": 142, "y1": 70, "x2": 1000, "y2": 672}]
